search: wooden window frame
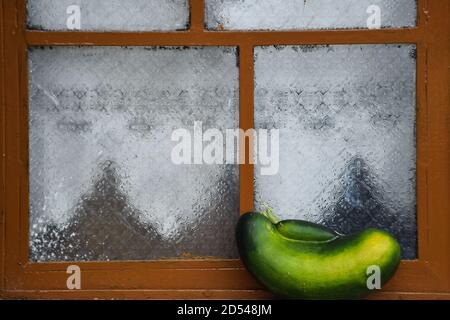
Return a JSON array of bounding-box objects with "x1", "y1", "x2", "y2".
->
[{"x1": 0, "y1": 0, "x2": 449, "y2": 299}]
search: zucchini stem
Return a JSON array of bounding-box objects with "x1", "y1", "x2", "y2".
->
[{"x1": 261, "y1": 207, "x2": 281, "y2": 224}]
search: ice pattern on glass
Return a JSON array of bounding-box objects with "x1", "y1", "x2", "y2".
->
[
  {"x1": 29, "y1": 46, "x2": 239, "y2": 261},
  {"x1": 254, "y1": 45, "x2": 417, "y2": 259},
  {"x1": 27, "y1": 0, "x2": 189, "y2": 31},
  {"x1": 206, "y1": 0, "x2": 416, "y2": 30}
]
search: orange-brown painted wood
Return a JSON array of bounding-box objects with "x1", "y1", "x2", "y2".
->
[
  {"x1": 25, "y1": 29, "x2": 424, "y2": 46},
  {"x1": 0, "y1": 0, "x2": 5, "y2": 293},
  {"x1": 3, "y1": 289, "x2": 450, "y2": 300},
  {"x1": 239, "y1": 44, "x2": 254, "y2": 214},
  {"x1": 1, "y1": 0, "x2": 449, "y2": 299}
]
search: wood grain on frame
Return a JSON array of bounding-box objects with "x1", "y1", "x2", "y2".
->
[{"x1": 0, "y1": 0, "x2": 5, "y2": 294}]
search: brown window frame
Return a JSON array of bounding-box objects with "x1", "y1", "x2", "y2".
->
[{"x1": 1, "y1": 0, "x2": 449, "y2": 299}]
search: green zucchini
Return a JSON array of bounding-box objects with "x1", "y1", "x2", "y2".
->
[
  {"x1": 260, "y1": 209, "x2": 339, "y2": 241},
  {"x1": 236, "y1": 211, "x2": 401, "y2": 299}
]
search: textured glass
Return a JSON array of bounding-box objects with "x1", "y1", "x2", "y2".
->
[
  {"x1": 27, "y1": 0, "x2": 189, "y2": 31},
  {"x1": 206, "y1": 0, "x2": 416, "y2": 30},
  {"x1": 29, "y1": 46, "x2": 239, "y2": 261},
  {"x1": 254, "y1": 45, "x2": 417, "y2": 259}
]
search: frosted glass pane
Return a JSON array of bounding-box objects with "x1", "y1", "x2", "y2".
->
[
  {"x1": 27, "y1": 0, "x2": 189, "y2": 31},
  {"x1": 254, "y1": 45, "x2": 416, "y2": 259},
  {"x1": 29, "y1": 46, "x2": 239, "y2": 261},
  {"x1": 206, "y1": 0, "x2": 416, "y2": 30}
]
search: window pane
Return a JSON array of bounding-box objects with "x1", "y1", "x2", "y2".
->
[
  {"x1": 254, "y1": 45, "x2": 417, "y2": 259},
  {"x1": 27, "y1": 0, "x2": 189, "y2": 31},
  {"x1": 206, "y1": 0, "x2": 416, "y2": 30},
  {"x1": 29, "y1": 46, "x2": 239, "y2": 261}
]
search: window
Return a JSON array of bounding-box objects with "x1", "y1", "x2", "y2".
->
[
  {"x1": 1, "y1": 0, "x2": 449, "y2": 299},
  {"x1": 254, "y1": 44, "x2": 417, "y2": 259},
  {"x1": 28, "y1": 46, "x2": 240, "y2": 262}
]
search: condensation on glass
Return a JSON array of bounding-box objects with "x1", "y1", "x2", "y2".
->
[
  {"x1": 29, "y1": 46, "x2": 239, "y2": 261},
  {"x1": 254, "y1": 45, "x2": 417, "y2": 259},
  {"x1": 206, "y1": 0, "x2": 417, "y2": 30},
  {"x1": 27, "y1": 0, "x2": 189, "y2": 31}
]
